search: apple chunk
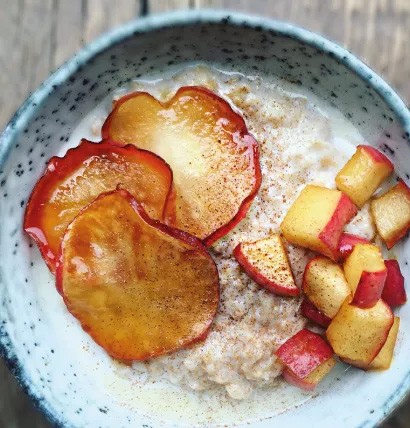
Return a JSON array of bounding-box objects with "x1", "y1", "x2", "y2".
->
[
  {"x1": 56, "y1": 189, "x2": 219, "y2": 361},
  {"x1": 326, "y1": 299, "x2": 394, "y2": 367},
  {"x1": 276, "y1": 329, "x2": 334, "y2": 379},
  {"x1": 303, "y1": 256, "x2": 351, "y2": 318},
  {"x1": 336, "y1": 145, "x2": 393, "y2": 207},
  {"x1": 344, "y1": 244, "x2": 387, "y2": 309},
  {"x1": 102, "y1": 86, "x2": 261, "y2": 245},
  {"x1": 301, "y1": 298, "x2": 332, "y2": 328},
  {"x1": 369, "y1": 317, "x2": 400, "y2": 370},
  {"x1": 382, "y1": 260, "x2": 407, "y2": 307},
  {"x1": 283, "y1": 358, "x2": 336, "y2": 391},
  {"x1": 24, "y1": 139, "x2": 174, "y2": 273},
  {"x1": 338, "y1": 233, "x2": 370, "y2": 261},
  {"x1": 281, "y1": 185, "x2": 357, "y2": 260},
  {"x1": 233, "y1": 234, "x2": 298, "y2": 296},
  {"x1": 371, "y1": 180, "x2": 410, "y2": 249}
]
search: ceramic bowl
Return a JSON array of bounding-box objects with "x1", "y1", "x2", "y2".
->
[{"x1": 1, "y1": 10, "x2": 410, "y2": 428}]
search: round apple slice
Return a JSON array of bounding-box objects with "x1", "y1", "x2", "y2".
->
[
  {"x1": 102, "y1": 86, "x2": 261, "y2": 245},
  {"x1": 56, "y1": 189, "x2": 219, "y2": 361},
  {"x1": 24, "y1": 139, "x2": 174, "y2": 273}
]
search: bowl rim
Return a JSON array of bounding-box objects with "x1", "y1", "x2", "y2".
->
[{"x1": 1, "y1": 9, "x2": 409, "y2": 428}]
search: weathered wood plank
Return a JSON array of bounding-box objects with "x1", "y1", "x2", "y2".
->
[
  {"x1": 83, "y1": 0, "x2": 139, "y2": 43},
  {"x1": 52, "y1": 0, "x2": 83, "y2": 68},
  {"x1": 0, "y1": 1, "x2": 22, "y2": 129},
  {"x1": 148, "y1": 0, "x2": 191, "y2": 14},
  {"x1": 0, "y1": 0, "x2": 55, "y2": 128}
]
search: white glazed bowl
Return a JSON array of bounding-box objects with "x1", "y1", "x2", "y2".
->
[{"x1": 1, "y1": 10, "x2": 410, "y2": 428}]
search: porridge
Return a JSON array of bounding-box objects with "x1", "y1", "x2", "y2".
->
[{"x1": 82, "y1": 65, "x2": 373, "y2": 399}]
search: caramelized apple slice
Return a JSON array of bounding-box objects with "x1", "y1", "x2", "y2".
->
[
  {"x1": 276, "y1": 329, "x2": 334, "y2": 379},
  {"x1": 371, "y1": 180, "x2": 410, "y2": 249},
  {"x1": 303, "y1": 256, "x2": 351, "y2": 318},
  {"x1": 281, "y1": 185, "x2": 357, "y2": 260},
  {"x1": 336, "y1": 145, "x2": 393, "y2": 207},
  {"x1": 343, "y1": 244, "x2": 387, "y2": 309},
  {"x1": 338, "y1": 233, "x2": 370, "y2": 261},
  {"x1": 233, "y1": 234, "x2": 298, "y2": 296},
  {"x1": 283, "y1": 357, "x2": 336, "y2": 391},
  {"x1": 24, "y1": 139, "x2": 174, "y2": 273},
  {"x1": 326, "y1": 299, "x2": 393, "y2": 367},
  {"x1": 301, "y1": 298, "x2": 332, "y2": 328},
  {"x1": 369, "y1": 317, "x2": 400, "y2": 370},
  {"x1": 102, "y1": 86, "x2": 261, "y2": 244},
  {"x1": 382, "y1": 260, "x2": 407, "y2": 307},
  {"x1": 56, "y1": 190, "x2": 219, "y2": 360}
]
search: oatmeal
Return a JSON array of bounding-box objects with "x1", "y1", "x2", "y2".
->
[{"x1": 85, "y1": 66, "x2": 374, "y2": 399}]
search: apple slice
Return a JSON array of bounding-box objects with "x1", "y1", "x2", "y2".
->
[
  {"x1": 338, "y1": 233, "x2": 370, "y2": 261},
  {"x1": 369, "y1": 317, "x2": 400, "y2": 370},
  {"x1": 281, "y1": 185, "x2": 357, "y2": 260},
  {"x1": 283, "y1": 357, "x2": 336, "y2": 391},
  {"x1": 24, "y1": 139, "x2": 174, "y2": 273},
  {"x1": 382, "y1": 260, "x2": 407, "y2": 307},
  {"x1": 335, "y1": 145, "x2": 393, "y2": 207},
  {"x1": 233, "y1": 235, "x2": 299, "y2": 296},
  {"x1": 344, "y1": 244, "x2": 387, "y2": 309},
  {"x1": 303, "y1": 256, "x2": 351, "y2": 318},
  {"x1": 300, "y1": 298, "x2": 332, "y2": 328},
  {"x1": 371, "y1": 180, "x2": 410, "y2": 249},
  {"x1": 275, "y1": 329, "x2": 334, "y2": 379},
  {"x1": 326, "y1": 299, "x2": 394, "y2": 367},
  {"x1": 56, "y1": 189, "x2": 219, "y2": 361},
  {"x1": 102, "y1": 86, "x2": 261, "y2": 245}
]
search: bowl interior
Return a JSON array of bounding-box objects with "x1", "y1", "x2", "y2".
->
[{"x1": 1, "y1": 13, "x2": 410, "y2": 428}]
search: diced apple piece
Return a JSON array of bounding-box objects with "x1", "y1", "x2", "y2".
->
[
  {"x1": 369, "y1": 317, "x2": 400, "y2": 370},
  {"x1": 24, "y1": 139, "x2": 174, "y2": 273},
  {"x1": 326, "y1": 299, "x2": 394, "y2": 367},
  {"x1": 283, "y1": 357, "x2": 337, "y2": 391},
  {"x1": 382, "y1": 260, "x2": 407, "y2": 307},
  {"x1": 301, "y1": 298, "x2": 332, "y2": 328},
  {"x1": 344, "y1": 244, "x2": 387, "y2": 308},
  {"x1": 336, "y1": 145, "x2": 393, "y2": 207},
  {"x1": 338, "y1": 233, "x2": 370, "y2": 261},
  {"x1": 56, "y1": 189, "x2": 219, "y2": 360},
  {"x1": 102, "y1": 86, "x2": 261, "y2": 245},
  {"x1": 303, "y1": 256, "x2": 351, "y2": 318},
  {"x1": 281, "y1": 185, "x2": 357, "y2": 260},
  {"x1": 276, "y1": 329, "x2": 334, "y2": 379},
  {"x1": 233, "y1": 235, "x2": 298, "y2": 296},
  {"x1": 371, "y1": 180, "x2": 410, "y2": 249}
]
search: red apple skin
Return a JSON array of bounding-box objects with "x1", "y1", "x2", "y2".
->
[
  {"x1": 275, "y1": 329, "x2": 334, "y2": 378},
  {"x1": 351, "y1": 270, "x2": 387, "y2": 309},
  {"x1": 338, "y1": 233, "x2": 370, "y2": 261},
  {"x1": 301, "y1": 298, "x2": 331, "y2": 328},
  {"x1": 382, "y1": 260, "x2": 407, "y2": 307},
  {"x1": 360, "y1": 145, "x2": 394, "y2": 169},
  {"x1": 318, "y1": 193, "x2": 358, "y2": 260},
  {"x1": 282, "y1": 368, "x2": 316, "y2": 391},
  {"x1": 233, "y1": 243, "x2": 299, "y2": 297}
]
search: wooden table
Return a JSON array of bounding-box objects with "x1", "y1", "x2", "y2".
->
[{"x1": 0, "y1": 1, "x2": 409, "y2": 427}]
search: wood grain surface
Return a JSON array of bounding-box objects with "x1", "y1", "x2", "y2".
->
[{"x1": 0, "y1": 1, "x2": 409, "y2": 427}]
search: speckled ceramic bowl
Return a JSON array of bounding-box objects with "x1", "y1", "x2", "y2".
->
[{"x1": 1, "y1": 10, "x2": 410, "y2": 428}]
